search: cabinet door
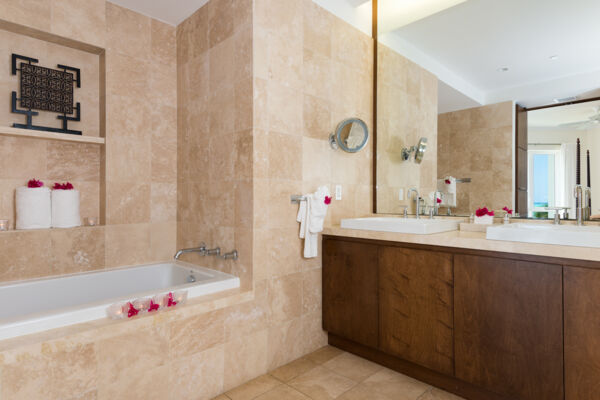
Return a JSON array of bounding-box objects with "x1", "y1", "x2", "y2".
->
[
  {"x1": 564, "y1": 266, "x2": 600, "y2": 399},
  {"x1": 323, "y1": 239, "x2": 378, "y2": 348},
  {"x1": 379, "y1": 246, "x2": 454, "y2": 375},
  {"x1": 454, "y1": 254, "x2": 563, "y2": 400}
]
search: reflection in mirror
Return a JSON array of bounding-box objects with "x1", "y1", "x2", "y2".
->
[
  {"x1": 375, "y1": 0, "x2": 600, "y2": 218},
  {"x1": 329, "y1": 118, "x2": 369, "y2": 153}
]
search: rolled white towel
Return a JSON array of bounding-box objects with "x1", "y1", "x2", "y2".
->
[
  {"x1": 16, "y1": 186, "x2": 52, "y2": 230},
  {"x1": 51, "y1": 189, "x2": 81, "y2": 228}
]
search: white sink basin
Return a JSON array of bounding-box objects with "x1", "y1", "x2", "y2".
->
[
  {"x1": 340, "y1": 217, "x2": 460, "y2": 235},
  {"x1": 486, "y1": 223, "x2": 600, "y2": 248}
]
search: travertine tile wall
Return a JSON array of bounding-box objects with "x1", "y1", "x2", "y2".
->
[
  {"x1": 0, "y1": 0, "x2": 376, "y2": 399},
  {"x1": 176, "y1": 0, "x2": 253, "y2": 289},
  {"x1": 376, "y1": 43, "x2": 438, "y2": 214},
  {"x1": 437, "y1": 101, "x2": 513, "y2": 215},
  {"x1": 0, "y1": 2, "x2": 177, "y2": 280}
]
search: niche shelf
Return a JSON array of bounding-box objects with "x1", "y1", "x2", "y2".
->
[{"x1": 0, "y1": 126, "x2": 105, "y2": 145}]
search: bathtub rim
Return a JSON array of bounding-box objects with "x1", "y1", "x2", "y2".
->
[{"x1": 0, "y1": 261, "x2": 240, "y2": 334}]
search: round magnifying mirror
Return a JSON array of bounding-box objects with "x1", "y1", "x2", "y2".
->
[
  {"x1": 414, "y1": 137, "x2": 427, "y2": 164},
  {"x1": 329, "y1": 118, "x2": 369, "y2": 153}
]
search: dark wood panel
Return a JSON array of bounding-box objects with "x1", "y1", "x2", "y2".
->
[
  {"x1": 379, "y1": 246, "x2": 454, "y2": 375},
  {"x1": 454, "y1": 254, "x2": 563, "y2": 400},
  {"x1": 322, "y1": 238, "x2": 379, "y2": 348},
  {"x1": 329, "y1": 334, "x2": 513, "y2": 400},
  {"x1": 516, "y1": 104, "x2": 528, "y2": 215},
  {"x1": 564, "y1": 266, "x2": 600, "y2": 400}
]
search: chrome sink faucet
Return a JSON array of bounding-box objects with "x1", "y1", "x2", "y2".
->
[
  {"x1": 408, "y1": 188, "x2": 420, "y2": 219},
  {"x1": 174, "y1": 243, "x2": 206, "y2": 260}
]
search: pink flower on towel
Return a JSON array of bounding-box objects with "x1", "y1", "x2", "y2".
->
[
  {"x1": 27, "y1": 179, "x2": 44, "y2": 188},
  {"x1": 445, "y1": 179, "x2": 451, "y2": 184},
  {"x1": 324, "y1": 196, "x2": 332, "y2": 205},
  {"x1": 127, "y1": 302, "x2": 139, "y2": 318},
  {"x1": 53, "y1": 182, "x2": 74, "y2": 190},
  {"x1": 475, "y1": 207, "x2": 494, "y2": 217},
  {"x1": 166, "y1": 292, "x2": 177, "y2": 307},
  {"x1": 436, "y1": 198, "x2": 442, "y2": 204},
  {"x1": 502, "y1": 206, "x2": 513, "y2": 215},
  {"x1": 148, "y1": 300, "x2": 160, "y2": 312}
]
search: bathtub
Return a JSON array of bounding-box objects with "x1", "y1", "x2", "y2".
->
[{"x1": 0, "y1": 261, "x2": 240, "y2": 341}]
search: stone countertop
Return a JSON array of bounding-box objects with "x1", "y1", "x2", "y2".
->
[{"x1": 323, "y1": 224, "x2": 600, "y2": 263}]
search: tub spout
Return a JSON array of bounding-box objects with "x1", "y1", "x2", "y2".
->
[{"x1": 174, "y1": 243, "x2": 206, "y2": 260}]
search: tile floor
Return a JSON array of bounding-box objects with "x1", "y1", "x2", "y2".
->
[{"x1": 212, "y1": 346, "x2": 465, "y2": 400}]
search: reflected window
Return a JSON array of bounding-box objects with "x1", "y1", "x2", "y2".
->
[{"x1": 528, "y1": 150, "x2": 557, "y2": 218}]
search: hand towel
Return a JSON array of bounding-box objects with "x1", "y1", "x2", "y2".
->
[
  {"x1": 16, "y1": 186, "x2": 51, "y2": 229},
  {"x1": 437, "y1": 176, "x2": 457, "y2": 208},
  {"x1": 51, "y1": 190, "x2": 81, "y2": 228},
  {"x1": 297, "y1": 186, "x2": 330, "y2": 258}
]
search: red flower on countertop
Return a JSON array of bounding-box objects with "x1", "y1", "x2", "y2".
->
[
  {"x1": 27, "y1": 179, "x2": 44, "y2": 188},
  {"x1": 148, "y1": 300, "x2": 160, "y2": 312},
  {"x1": 127, "y1": 302, "x2": 139, "y2": 318},
  {"x1": 53, "y1": 182, "x2": 74, "y2": 190},
  {"x1": 166, "y1": 292, "x2": 177, "y2": 307},
  {"x1": 324, "y1": 196, "x2": 332, "y2": 205},
  {"x1": 475, "y1": 207, "x2": 494, "y2": 217},
  {"x1": 502, "y1": 206, "x2": 513, "y2": 215},
  {"x1": 445, "y1": 179, "x2": 451, "y2": 184}
]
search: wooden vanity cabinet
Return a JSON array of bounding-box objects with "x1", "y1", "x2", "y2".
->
[
  {"x1": 454, "y1": 254, "x2": 564, "y2": 400},
  {"x1": 322, "y1": 238, "x2": 379, "y2": 348},
  {"x1": 564, "y1": 266, "x2": 600, "y2": 400},
  {"x1": 379, "y1": 247, "x2": 454, "y2": 375}
]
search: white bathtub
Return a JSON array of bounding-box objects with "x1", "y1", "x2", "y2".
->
[{"x1": 0, "y1": 261, "x2": 240, "y2": 340}]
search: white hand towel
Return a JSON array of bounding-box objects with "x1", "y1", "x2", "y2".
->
[
  {"x1": 437, "y1": 176, "x2": 457, "y2": 208},
  {"x1": 16, "y1": 186, "x2": 51, "y2": 230},
  {"x1": 297, "y1": 186, "x2": 330, "y2": 258},
  {"x1": 51, "y1": 190, "x2": 81, "y2": 228}
]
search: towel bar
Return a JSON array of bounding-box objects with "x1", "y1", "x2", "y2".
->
[
  {"x1": 456, "y1": 178, "x2": 471, "y2": 183},
  {"x1": 291, "y1": 195, "x2": 306, "y2": 204}
]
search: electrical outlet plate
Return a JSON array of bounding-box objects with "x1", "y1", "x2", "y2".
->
[{"x1": 335, "y1": 185, "x2": 342, "y2": 200}]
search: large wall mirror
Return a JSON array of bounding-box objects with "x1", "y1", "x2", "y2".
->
[{"x1": 374, "y1": 0, "x2": 600, "y2": 219}]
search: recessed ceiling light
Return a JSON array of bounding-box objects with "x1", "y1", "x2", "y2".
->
[
  {"x1": 549, "y1": 55, "x2": 559, "y2": 60},
  {"x1": 497, "y1": 67, "x2": 509, "y2": 72}
]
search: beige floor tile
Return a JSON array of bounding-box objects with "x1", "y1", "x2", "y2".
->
[
  {"x1": 226, "y1": 374, "x2": 282, "y2": 400},
  {"x1": 212, "y1": 396, "x2": 232, "y2": 400},
  {"x1": 336, "y1": 384, "x2": 391, "y2": 400},
  {"x1": 359, "y1": 368, "x2": 431, "y2": 400},
  {"x1": 304, "y1": 345, "x2": 344, "y2": 365},
  {"x1": 269, "y1": 357, "x2": 319, "y2": 382},
  {"x1": 254, "y1": 384, "x2": 312, "y2": 400},
  {"x1": 418, "y1": 388, "x2": 465, "y2": 400},
  {"x1": 288, "y1": 365, "x2": 356, "y2": 400},
  {"x1": 322, "y1": 352, "x2": 382, "y2": 382}
]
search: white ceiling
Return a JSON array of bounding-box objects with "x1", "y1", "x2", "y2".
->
[
  {"x1": 107, "y1": 0, "x2": 208, "y2": 26},
  {"x1": 529, "y1": 100, "x2": 600, "y2": 129},
  {"x1": 381, "y1": 0, "x2": 600, "y2": 112}
]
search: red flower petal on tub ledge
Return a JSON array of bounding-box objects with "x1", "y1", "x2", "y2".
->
[
  {"x1": 127, "y1": 302, "x2": 139, "y2": 318},
  {"x1": 324, "y1": 196, "x2": 331, "y2": 205},
  {"x1": 167, "y1": 292, "x2": 177, "y2": 307},
  {"x1": 148, "y1": 300, "x2": 160, "y2": 312}
]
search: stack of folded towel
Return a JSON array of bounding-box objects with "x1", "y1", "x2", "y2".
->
[
  {"x1": 436, "y1": 176, "x2": 457, "y2": 208},
  {"x1": 16, "y1": 185, "x2": 51, "y2": 230},
  {"x1": 297, "y1": 186, "x2": 331, "y2": 258}
]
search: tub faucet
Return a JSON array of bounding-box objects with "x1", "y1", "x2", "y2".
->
[
  {"x1": 408, "y1": 188, "x2": 420, "y2": 219},
  {"x1": 174, "y1": 243, "x2": 206, "y2": 260}
]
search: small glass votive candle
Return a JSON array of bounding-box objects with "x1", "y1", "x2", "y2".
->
[
  {"x1": 0, "y1": 220, "x2": 9, "y2": 231},
  {"x1": 84, "y1": 217, "x2": 98, "y2": 227}
]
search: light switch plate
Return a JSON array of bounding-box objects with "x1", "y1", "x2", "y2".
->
[{"x1": 335, "y1": 185, "x2": 342, "y2": 200}]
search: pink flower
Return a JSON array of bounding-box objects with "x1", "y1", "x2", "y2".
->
[
  {"x1": 436, "y1": 198, "x2": 442, "y2": 204},
  {"x1": 127, "y1": 302, "x2": 139, "y2": 318},
  {"x1": 27, "y1": 179, "x2": 44, "y2": 188},
  {"x1": 148, "y1": 300, "x2": 160, "y2": 312},
  {"x1": 475, "y1": 207, "x2": 494, "y2": 217},
  {"x1": 53, "y1": 182, "x2": 74, "y2": 190},
  {"x1": 502, "y1": 206, "x2": 513, "y2": 215},
  {"x1": 445, "y1": 179, "x2": 451, "y2": 184},
  {"x1": 324, "y1": 196, "x2": 332, "y2": 205},
  {"x1": 166, "y1": 292, "x2": 177, "y2": 307}
]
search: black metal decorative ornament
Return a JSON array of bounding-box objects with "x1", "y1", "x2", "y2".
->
[{"x1": 11, "y1": 53, "x2": 82, "y2": 135}]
